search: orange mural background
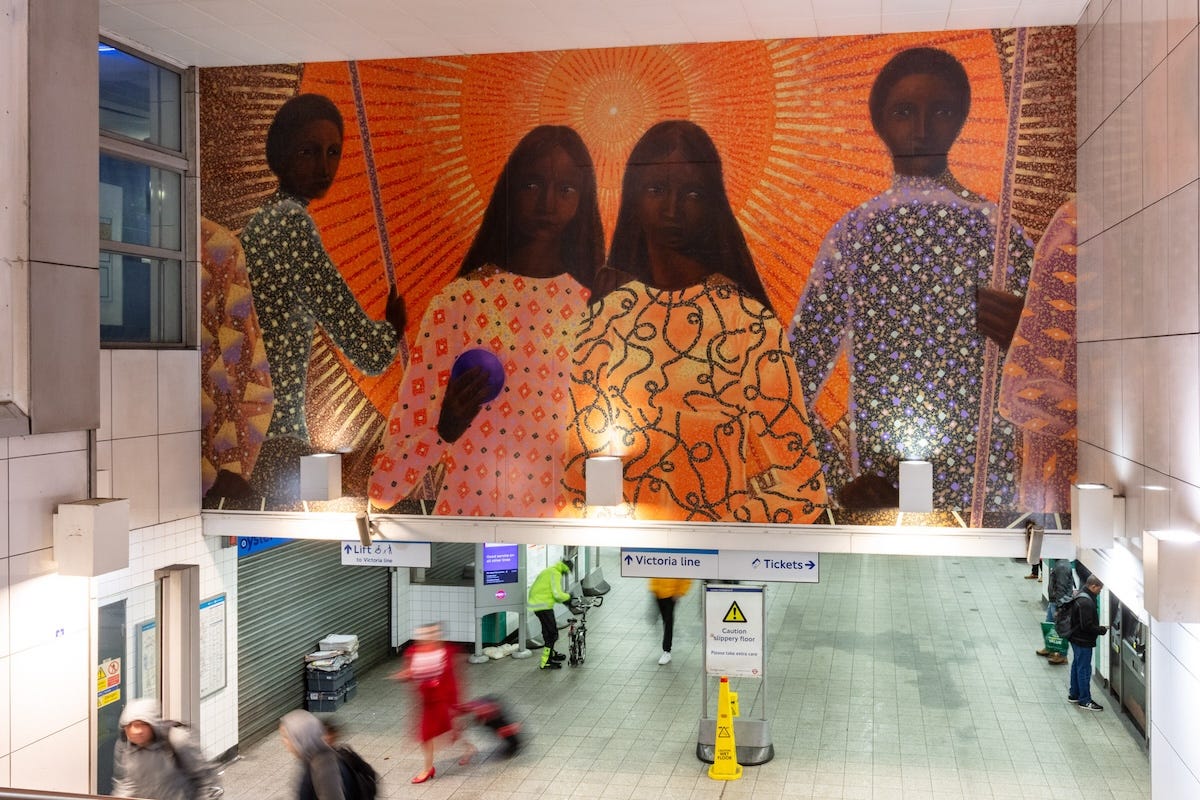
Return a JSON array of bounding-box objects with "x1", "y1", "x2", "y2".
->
[
  {"x1": 295, "y1": 31, "x2": 1015, "y2": 423},
  {"x1": 199, "y1": 29, "x2": 1075, "y2": 514}
]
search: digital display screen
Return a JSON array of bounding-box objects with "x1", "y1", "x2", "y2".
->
[{"x1": 482, "y1": 543, "x2": 519, "y2": 585}]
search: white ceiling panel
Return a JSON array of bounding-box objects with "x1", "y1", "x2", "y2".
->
[
  {"x1": 881, "y1": 10, "x2": 955, "y2": 30},
  {"x1": 99, "y1": 0, "x2": 1086, "y2": 68},
  {"x1": 818, "y1": 14, "x2": 886, "y2": 35}
]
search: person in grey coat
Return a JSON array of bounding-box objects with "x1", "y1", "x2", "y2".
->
[
  {"x1": 279, "y1": 709, "x2": 348, "y2": 800},
  {"x1": 112, "y1": 698, "x2": 221, "y2": 799}
]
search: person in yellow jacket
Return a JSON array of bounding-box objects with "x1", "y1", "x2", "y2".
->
[
  {"x1": 649, "y1": 578, "x2": 691, "y2": 665},
  {"x1": 528, "y1": 558, "x2": 573, "y2": 670}
]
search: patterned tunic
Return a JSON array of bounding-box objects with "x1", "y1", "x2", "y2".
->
[
  {"x1": 565, "y1": 277, "x2": 827, "y2": 523},
  {"x1": 998, "y1": 199, "x2": 1078, "y2": 512},
  {"x1": 369, "y1": 269, "x2": 588, "y2": 516},
  {"x1": 789, "y1": 174, "x2": 1033, "y2": 515},
  {"x1": 242, "y1": 191, "x2": 398, "y2": 444}
]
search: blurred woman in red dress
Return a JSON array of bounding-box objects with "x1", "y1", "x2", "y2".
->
[{"x1": 393, "y1": 622, "x2": 472, "y2": 783}]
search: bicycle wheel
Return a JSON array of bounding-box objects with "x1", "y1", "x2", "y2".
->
[
  {"x1": 575, "y1": 622, "x2": 586, "y2": 664},
  {"x1": 568, "y1": 628, "x2": 582, "y2": 666}
]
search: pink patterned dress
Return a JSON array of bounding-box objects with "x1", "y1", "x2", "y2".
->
[{"x1": 370, "y1": 268, "x2": 588, "y2": 516}]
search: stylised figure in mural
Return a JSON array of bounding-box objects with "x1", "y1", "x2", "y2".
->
[
  {"x1": 565, "y1": 119, "x2": 827, "y2": 522},
  {"x1": 369, "y1": 125, "x2": 603, "y2": 515},
  {"x1": 998, "y1": 198, "x2": 1078, "y2": 511},
  {"x1": 238, "y1": 93, "x2": 407, "y2": 504},
  {"x1": 789, "y1": 48, "x2": 1032, "y2": 522}
]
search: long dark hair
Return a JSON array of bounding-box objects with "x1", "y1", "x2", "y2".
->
[
  {"x1": 603, "y1": 119, "x2": 769, "y2": 309},
  {"x1": 459, "y1": 125, "x2": 604, "y2": 292}
]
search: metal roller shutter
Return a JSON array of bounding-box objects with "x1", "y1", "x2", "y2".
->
[{"x1": 237, "y1": 539, "x2": 391, "y2": 743}]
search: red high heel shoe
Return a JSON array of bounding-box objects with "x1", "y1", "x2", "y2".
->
[{"x1": 411, "y1": 767, "x2": 436, "y2": 784}]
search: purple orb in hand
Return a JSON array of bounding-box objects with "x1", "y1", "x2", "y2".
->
[{"x1": 451, "y1": 348, "x2": 506, "y2": 403}]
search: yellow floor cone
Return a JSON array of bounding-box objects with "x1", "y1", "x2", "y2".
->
[{"x1": 708, "y1": 676, "x2": 743, "y2": 780}]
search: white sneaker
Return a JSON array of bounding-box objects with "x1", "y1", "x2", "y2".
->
[{"x1": 658, "y1": 651, "x2": 672, "y2": 665}]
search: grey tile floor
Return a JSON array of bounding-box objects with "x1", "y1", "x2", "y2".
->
[{"x1": 220, "y1": 551, "x2": 1150, "y2": 799}]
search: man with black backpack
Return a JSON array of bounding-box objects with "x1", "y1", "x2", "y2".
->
[
  {"x1": 280, "y1": 709, "x2": 378, "y2": 800},
  {"x1": 1062, "y1": 575, "x2": 1108, "y2": 711}
]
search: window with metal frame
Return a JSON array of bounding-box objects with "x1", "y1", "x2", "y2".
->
[{"x1": 99, "y1": 41, "x2": 192, "y2": 346}]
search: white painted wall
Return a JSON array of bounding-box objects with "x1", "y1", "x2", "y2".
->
[{"x1": 1077, "y1": 0, "x2": 1200, "y2": 795}]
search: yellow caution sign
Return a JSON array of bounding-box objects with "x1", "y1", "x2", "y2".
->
[
  {"x1": 723, "y1": 602, "x2": 747, "y2": 623},
  {"x1": 96, "y1": 669, "x2": 106, "y2": 692},
  {"x1": 708, "y1": 676, "x2": 742, "y2": 781}
]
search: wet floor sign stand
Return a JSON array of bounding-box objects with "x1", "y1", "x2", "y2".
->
[
  {"x1": 697, "y1": 583, "x2": 774, "y2": 766},
  {"x1": 708, "y1": 676, "x2": 742, "y2": 780}
]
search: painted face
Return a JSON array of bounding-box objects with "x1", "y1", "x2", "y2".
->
[
  {"x1": 513, "y1": 146, "x2": 582, "y2": 244},
  {"x1": 634, "y1": 152, "x2": 712, "y2": 257},
  {"x1": 125, "y1": 720, "x2": 154, "y2": 747},
  {"x1": 278, "y1": 118, "x2": 342, "y2": 200},
  {"x1": 876, "y1": 73, "x2": 965, "y2": 177}
]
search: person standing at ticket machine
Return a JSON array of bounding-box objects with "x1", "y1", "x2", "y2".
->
[{"x1": 528, "y1": 557, "x2": 574, "y2": 670}]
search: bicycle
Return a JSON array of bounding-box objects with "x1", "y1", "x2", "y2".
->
[{"x1": 566, "y1": 594, "x2": 602, "y2": 667}]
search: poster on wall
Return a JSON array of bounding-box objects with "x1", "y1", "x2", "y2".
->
[
  {"x1": 200, "y1": 594, "x2": 227, "y2": 699},
  {"x1": 199, "y1": 29, "x2": 1076, "y2": 529},
  {"x1": 136, "y1": 619, "x2": 157, "y2": 699}
]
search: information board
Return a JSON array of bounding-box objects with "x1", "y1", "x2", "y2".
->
[
  {"x1": 482, "y1": 543, "x2": 520, "y2": 585},
  {"x1": 199, "y1": 594, "x2": 226, "y2": 698},
  {"x1": 704, "y1": 584, "x2": 764, "y2": 677},
  {"x1": 474, "y1": 542, "x2": 527, "y2": 608},
  {"x1": 136, "y1": 619, "x2": 157, "y2": 698}
]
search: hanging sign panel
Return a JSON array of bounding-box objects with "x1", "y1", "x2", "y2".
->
[
  {"x1": 619, "y1": 548, "x2": 719, "y2": 578},
  {"x1": 718, "y1": 550, "x2": 818, "y2": 582},
  {"x1": 340, "y1": 541, "x2": 431, "y2": 567},
  {"x1": 704, "y1": 583, "x2": 764, "y2": 677}
]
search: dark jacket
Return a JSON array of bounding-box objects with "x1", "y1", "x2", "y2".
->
[
  {"x1": 1047, "y1": 561, "x2": 1075, "y2": 605},
  {"x1": 1067, "y1": 589, "x2": 1107, "y2": 647},
  {"x1": 280, "y1": 709, "x2": 347, "y2": 800}
]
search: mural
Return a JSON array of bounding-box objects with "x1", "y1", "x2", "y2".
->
[{"x1": 199, "y1": 29, "x2": 1076, "y2": 526}]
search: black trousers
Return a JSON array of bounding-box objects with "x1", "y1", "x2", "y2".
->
[
  {"x1": 656, "y1": 597, "x2": 677, "y2": 652},
  {"x1": 535, "y1": 609, "x2": 558, "y2": 649}
]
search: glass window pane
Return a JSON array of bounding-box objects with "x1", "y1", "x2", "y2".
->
[
  {"x1": 100, "y1": 155, "x2": 182, "y2": 250},
  {"x1": 99, "y1": 44, "x2": 181, "y2": 150},
  {"x1": 100, "y1": 252, "x2": 183, "y2": 344}
]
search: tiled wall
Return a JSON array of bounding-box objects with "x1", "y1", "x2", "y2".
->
[
  {"x1": 0, "y1": 345, "x2": 216, "y2": 791},
  {"x1": 0, "y1": 431, "x2": 92, "y2": 791},
  {"x1": 409, "y1": 585, "x2": 475, "y2": 643},
  {"x1": 94, "y1": 516, "x2": 238, "y2": 760},
  {"x1": 97, "y1": 350, "x2": 202, "y2": 529},
  {"x1": 1076, "y1": 0, "x2": 1200, "y2": 794}
]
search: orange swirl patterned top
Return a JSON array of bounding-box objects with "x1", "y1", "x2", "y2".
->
[{"x1": 565, "y1": 276, "x2": 828, "y2": 522}]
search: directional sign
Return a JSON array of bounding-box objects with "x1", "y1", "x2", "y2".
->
[
  {"x1": 718, "y1": 550, "x2": 819, "y2": 583},
  {"x1": 340, "y1": 541, "x2": 431, "y2": 567},
  {"x1": 620, "y1": 548, "x2": 719, "y2": 578}
]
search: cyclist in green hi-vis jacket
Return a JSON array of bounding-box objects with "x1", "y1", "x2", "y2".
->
[{"x1": 528, "y1": 558, "x2": 573, "y2": 670}]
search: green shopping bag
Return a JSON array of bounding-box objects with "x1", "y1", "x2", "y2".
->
[{"x1": 1041, "y1": 621, "x2": 1068, "y2": 655}]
